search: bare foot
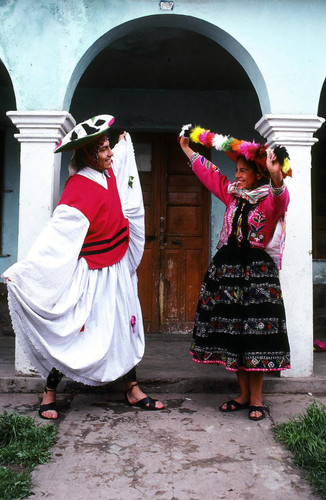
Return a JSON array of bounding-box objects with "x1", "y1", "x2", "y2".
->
[
  {"x1": 39, "y1": 387, "x2": 58, "y2": 419},
  {"x1": 220, "y1": 396, "x2": 249, "y2": 411},
  {"x1": 249, "y1": 399, "x2": 266, "y2": 420},
  {"x1": 124, "y1": 382, "x2": 164, "y2": 410}
]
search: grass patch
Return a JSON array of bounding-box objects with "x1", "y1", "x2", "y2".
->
[
  {"x1": 0, "y1": 467, "x2": 31, "y2": 500},
  {"x1": 274, "y1": 400, "x2": 326, "y2": 498},
  {"x1": 0, "y1": 411, "x2": 57, "y2": 500}
]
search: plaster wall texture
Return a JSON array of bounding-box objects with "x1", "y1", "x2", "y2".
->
[{"x1": 0, "y1": 0, "x2": 325, "y2": 114}]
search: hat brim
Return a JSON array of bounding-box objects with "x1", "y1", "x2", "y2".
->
[
  {"x1": 54, "y1": 115, "x2": 115, "y2": 153},
  {"x1": 224, "y1": 151, "x2": 239, "y2": 162}
]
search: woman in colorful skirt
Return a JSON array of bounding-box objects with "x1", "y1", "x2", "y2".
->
[
  {"x1": 179, "y1": 124, "x2": 291, "y2": 421},
  {"x1": 3, "y1": 114, "x2": 164, "y2": 418}
]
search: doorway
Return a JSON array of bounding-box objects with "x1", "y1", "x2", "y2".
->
[{"x1": 134, "y1": 133, "x2": 210, "y2": 334}]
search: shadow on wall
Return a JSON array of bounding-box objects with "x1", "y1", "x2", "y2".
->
[
  {"x1": 0, "y1": 283, "x2": 13, "y2": 335},
  {"x1": 313, "y1": 284, "x2": 326, "y2": 342}
]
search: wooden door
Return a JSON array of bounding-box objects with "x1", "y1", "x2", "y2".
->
[{"x1": 135, "y1": 134, "x2": 210, "y2": 334}]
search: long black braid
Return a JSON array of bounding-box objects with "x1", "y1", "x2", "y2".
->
[{"x1": 228, "y1": 199, "x2": 253, "y2": 249}]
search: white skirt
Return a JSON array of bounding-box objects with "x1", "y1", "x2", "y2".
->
[{"x1": 3, "y1": 133, "x2": 145, "y2": 385}]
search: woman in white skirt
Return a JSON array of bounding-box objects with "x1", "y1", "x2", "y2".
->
[{"x1": 3, "y1": 114, "x2": 164, "y2": 418}]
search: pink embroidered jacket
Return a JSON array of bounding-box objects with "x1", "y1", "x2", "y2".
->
[{"x1": 190, "y1": 153, "x2": 290, "y2": 269}]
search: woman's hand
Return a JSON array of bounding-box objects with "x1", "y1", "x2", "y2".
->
[
  {"x1": 118, "y1": 131, "x2": 127, "y2": 142},
  {"x1": 266, "y1": 150, "x2": 283, "y2": 188},
  {"x1": 179, "y1": 136, "x2": 190, "y2": 149},
  {"x1": 179, "y1": 136, "x2": 195, "y2": 159}
]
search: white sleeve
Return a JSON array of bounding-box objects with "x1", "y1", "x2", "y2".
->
[
  {"x1": 2, "y1": 205, "x2": 90, "y2": 307},
  {"x1": 112, "y1": 134, "x2": 145, "y2": 272}
]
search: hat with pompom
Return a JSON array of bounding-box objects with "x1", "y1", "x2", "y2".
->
[{"x1": 179, "y1": 124, "x2": 292, "y2": 178}]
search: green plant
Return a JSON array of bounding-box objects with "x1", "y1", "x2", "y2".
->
[
  {"x1": 274, "y1": 400, "x2": 326, "y2": 498},
  {"x1": 0, "y1": 466, "x2": 32, "y2": 500},
  {"x1": 0, "y1": 411, "x2": 58, "y2": 500}
]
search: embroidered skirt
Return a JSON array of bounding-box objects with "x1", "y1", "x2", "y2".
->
[{"x1": 190, "y1": 244, "x2": 290, "y2": 372}]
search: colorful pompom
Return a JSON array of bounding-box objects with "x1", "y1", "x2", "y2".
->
[
  {"x1": 282, "y1": 158, "x2": 292, "y2": 177},
  {"x1": 180, "y1": 124, "x2": 292, "y2": 178},
  {"x1": 221, "y1": 137, "x2": 236, "y2": 152},
  {"x1": 199, "y1": 131, "x2": 215, "y2": 148},
  {"x1": 212, "y1": 133, "x2": 229, "y2": 150},
  {"x1": 238, "y1": 141, "x2": 260, "y2": 161},
  {"x1": 190, "y1": 126, "x2": 206, "y2": 143},
  {"x1": 273, "y1": 145, "x2": 292, "y2": 178},
  {"x1": 179, "y1": 124, "x2": 192, "y2": 138},
  {"x1": 282, "y1": 158, "x2": 290, "y2": 172},
  {"x1": 230, "y1": 139, "x2": 242, "y2": 152}
]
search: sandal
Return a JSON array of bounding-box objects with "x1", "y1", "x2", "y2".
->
[
  {"x1": 248, "y1": 405, "x2": 267, "y2": 421},
  {"x1": 124, "y1": 383, "x2": 164, "y2": 411},
  {"x1": 38, "y1": 387, "x2": 58, "y2": 420},
  {"x1": 219, "y1": 399, "x2": 250, "y2": 412}
]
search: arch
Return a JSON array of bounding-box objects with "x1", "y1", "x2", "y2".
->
[
  {"x1": 312, "y1": 78, "x2": 326, "y2": 261},
  {"x1": 317, "y1": 77, "x2": 326, "y2": 122},
  {"x1": 0, "y1": 58, "x2": 18, "y2": 273},
  {"x1": 0, "y1": 59, "x2": 17, "y2": 119},
  {"x1": 63, "y1": 14, "x2": 270, "y2": 113}
]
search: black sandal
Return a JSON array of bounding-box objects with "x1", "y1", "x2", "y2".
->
[
  {"x1": 38, "y1": 387, "x2": 58, "y2": 420},
  {"x1": 124, "y1": 383, "x2": 164, "y2": 411},
  {"x1": 219, "y1": 399, "x2": 250, "y2": 412},
  {"x1": 248, "y1": 405, "x2": 267, "y2": 421}
]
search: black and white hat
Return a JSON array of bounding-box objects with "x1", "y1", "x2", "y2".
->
[{"x1": 54, "y1": 114, "x2": 115, "y2": 153}]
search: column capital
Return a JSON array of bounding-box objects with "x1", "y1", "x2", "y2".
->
[
  {"x1": 6, "y1": 110, "x2": 75, "y2": 144},
  {"x1": 255, "y1": 114, "x2": 325, "y2": 147}
]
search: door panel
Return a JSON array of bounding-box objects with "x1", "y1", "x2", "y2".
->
[
  {"x1": 135, "y1": 134, "x2": 209, "y2": 334},
  {"x1": 167, "y1": 205, "x2": 202, "y2": 235},
  {"x1": 137, "y1": 145, "x2": 160, "y2": 333},
  {"x1": 161, "y1": 137, "x2": 209, "y2": 333},
  {"x1": 138, "y1": 248, "x2": 155, "y2": 327},
  {"x1": 162, "y1": 249, "x2": 181, "y2": 321},
  {"x1": 185, "y1": 249, "x2": 203, "y2": 321}
]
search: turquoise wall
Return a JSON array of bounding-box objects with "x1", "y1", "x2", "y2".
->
[{"x1": 0, "y1": 1, "x2": 325, "y2": 113}]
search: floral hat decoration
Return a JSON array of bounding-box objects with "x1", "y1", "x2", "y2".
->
[
  {"x1": 54, "y1": 114, "x2": 115, "y2": 153},
  {"x1": 179, "y1": 124, "x2": 292, "y2": 178}
]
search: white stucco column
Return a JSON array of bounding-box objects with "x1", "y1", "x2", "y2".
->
[
  {"x1": 6, "y1": 110, "x2": 75, "y2": 375},
  {"x1": 256, "y1": 114, "x2": 325, "y2": 377},
  {"x1": 7, "y1": 111, "x2": 75, "y2": 259}
]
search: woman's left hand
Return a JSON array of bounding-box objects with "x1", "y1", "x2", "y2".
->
[
  {"x1": 179, "y1": 135, "x2": 195, "y2": 159},
  {"x1": 266, "y1": 150, "x2": 283, "y2": 187},
  {"x1": 118, "y1": 131, "x2": 127, "y2": 141}
]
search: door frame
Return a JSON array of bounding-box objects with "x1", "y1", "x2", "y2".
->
[{"x1": 134, "y1": 132, "x2": 210, "y2": 333}]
